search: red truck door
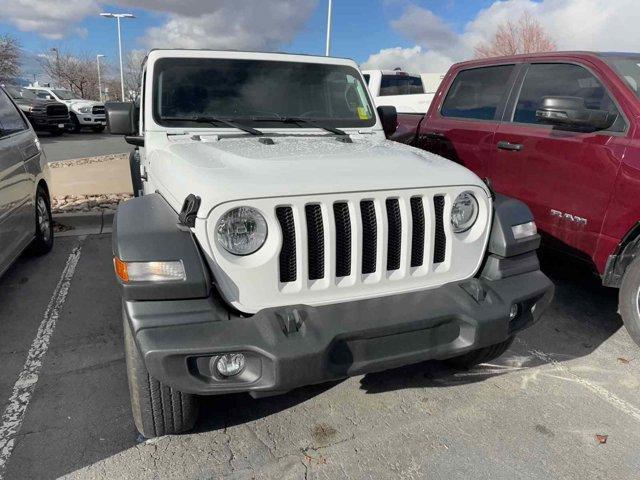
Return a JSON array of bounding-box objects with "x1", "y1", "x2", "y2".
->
[
  {"x1": 417, "y1": 63, "x2": 520, "y2": 178},
  {"x1": 490, "y1": 61, "x2": 629, "y2": 257}
]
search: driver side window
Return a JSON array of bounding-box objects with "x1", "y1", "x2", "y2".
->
[{"x1": 513, "y1": 63, "x2": 625, "y2": 132}]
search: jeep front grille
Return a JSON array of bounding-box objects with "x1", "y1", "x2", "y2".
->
[
  {"x1": 277, "y1": 192, "x2": 450, "y2": 283},
  {"x1": 209, "y1": 186, "x2": 491, "y2": 314}
]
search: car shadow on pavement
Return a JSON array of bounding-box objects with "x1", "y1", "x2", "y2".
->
[{"x1": 359, "y1": 248, "x2": 623, "y2": 394}]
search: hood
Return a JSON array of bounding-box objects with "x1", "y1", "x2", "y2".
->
[
  {"x1": 13, "y1": 97, "x2": 66, "y2": 110},
  {"x1": 69, "y1": 99, "x2": 101, "y2": 108},
  {"x1": 149, "y1": 133, "x2": 488, "y2": 217}
]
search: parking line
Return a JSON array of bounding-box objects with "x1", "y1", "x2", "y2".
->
[{"x1": 0, "y1": 238, "x2": 85, "y2": 478}]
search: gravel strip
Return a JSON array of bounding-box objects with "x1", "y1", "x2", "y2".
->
[
  {"x1": 52, "y1": 193, "x2": 132, "y2": 213},
  {"x1": 49, "y1": 153, "x2": 129, "y2": 169}
]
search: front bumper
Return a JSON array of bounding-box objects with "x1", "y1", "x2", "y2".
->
[
  {"x1": 30, "y1": 115, "x2": 70, "y2": 131},
  {"x1": 125, "y1": 263, "x2": 553, "y2": 396},
  {"x1": 76, "y1": 113, "x2": 106, "y2": 125}
]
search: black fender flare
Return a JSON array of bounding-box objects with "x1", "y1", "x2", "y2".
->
[{"x1": 112, "y1": 193, "x2": 211, "y2": 301}]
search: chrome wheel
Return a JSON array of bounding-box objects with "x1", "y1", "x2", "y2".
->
[{"x1": 37, "y1": 195, "x2": 51, "y2": 243}]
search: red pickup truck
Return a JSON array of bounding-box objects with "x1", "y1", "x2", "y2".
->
[{"x1": 391, "y1": 51, "x2": 640, "y2": 345}]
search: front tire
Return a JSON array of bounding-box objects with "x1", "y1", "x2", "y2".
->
[
  {"x1": 619, "y1": 256, "x2": 640, "y2": 347},
  {"x1": 31, "y1": 185, "x2": 53, "y2": 255},
  {"x1": 68, "y1": 113, "x2": 81, "y2": 133},
  {"x1": 124, "y1": 314, "x2": 198, "y2": 438},
  {"x1": 444, "y1": 336, "x2": 514, "y2": 368}
]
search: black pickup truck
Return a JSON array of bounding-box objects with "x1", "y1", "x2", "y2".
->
[{"x1": 3, "y1": 85, "x2": 70, "y2": 136}]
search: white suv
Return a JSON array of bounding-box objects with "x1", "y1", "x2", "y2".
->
[
  {"x1": 27, "y1": 87, "x2": 106, "y2": 133},
  {"x1": 106, "y1": 49, "x2": 553, "y2": 438}
]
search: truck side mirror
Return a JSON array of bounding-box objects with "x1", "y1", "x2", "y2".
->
[
  {"x1": 377, "y1": 105, "x2": 398, "y2": 137},
  {"x1": 106, "y1": 101, "x2": 143, "y2": 146},
  {"x1": 535, "y1": 96, "x2": 617, "y2": 131}
]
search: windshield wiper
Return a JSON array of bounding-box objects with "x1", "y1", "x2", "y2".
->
[
  {"x1": 250, "y1": 115, "x2": 347, "y2": 136},
  {"x1": 161, "y1": 116, "x2": 263, "y2": 136}
]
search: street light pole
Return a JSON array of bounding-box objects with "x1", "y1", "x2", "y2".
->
[
  {"x1": 50, "y1": 47, "x2": 60, "y2": 86},
  {"x1": 100, "y1": 13, "x2": 135, "y2": 101},
  {"x1": 96, "y1": 54, "x2": 104, "y2": 103},
  {"x1": 325, "y1": 0, "x2": 333, "y2": 56}
]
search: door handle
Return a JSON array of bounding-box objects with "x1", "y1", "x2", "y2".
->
[
  {"x1": 424, "y1": 131, "x2": 446, "y2": 139},
  {"x1": 497, "y1": 140, "x2": 523, "y2": 151}
]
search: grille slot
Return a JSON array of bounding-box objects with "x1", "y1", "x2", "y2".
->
[
  {"x1": 410, "y1": 197, "x2": 425, "y2": 267},
  {"x1": 360, "y1": 200, "x2": 377, "y2": 274},
  {"x1": 276, "y1": 207, "x2": 297, "y2": 282},
  {"x1": 433, "y1": 195, "x2": 446, "y2": 264},
  {"x1": 92, "y1": 105, "x2": 106, "y2": 115},
  {"x1": 385, "y1": 199, "x2": 401, "y2": 271},
  {"x1": 46, "y1": 104, "x2": 68, "y2": 116},
  {"x1": 333, "y1": 202, "x2": 352, "y2": 277},
  {"x1": 305, "y1": 204, "x2": 325, "y2": 280}
]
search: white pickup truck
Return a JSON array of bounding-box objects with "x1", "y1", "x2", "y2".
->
[
  {"x1": 106, "y1": 49, "x2": 553, "y2": 438},
  {"x1": 362, "y1": 69, "x2": 444, "y2": 114},
  {"x1": 27, "y1": 86, "x2": 106, "y2": 133}
]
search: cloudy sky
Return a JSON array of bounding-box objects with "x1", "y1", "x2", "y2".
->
[{"x1": 1, "y1": 0, "x2": 639, "y2": 78}]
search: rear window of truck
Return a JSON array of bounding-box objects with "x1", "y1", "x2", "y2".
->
[
  {"x1": 441, "y1": 65, "x2": 514, "y2": 120},
  {"x1": 379, "y1": 75, "x2": 424, "y2": 96}
]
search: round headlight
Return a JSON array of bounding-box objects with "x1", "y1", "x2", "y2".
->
[
  {"x1": 451, "y1": 192, "x2": 479, "y2": 233},
  {"x1": 215, "y1": 207, "x2": 267, "y2": 255}
]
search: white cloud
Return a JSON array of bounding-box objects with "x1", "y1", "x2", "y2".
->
[
  {"x1": 361, "y1": 46, "x2": 454, "y2": 74},
  {"x1": 364, "y1": 0, "x2": 640, "y2": 73},
  {"x1": 0, "y1": 0, "x2": 317, "y2": 52},
  {"x1": 138, "y1": 0, "x2": 317, "y2": 50},
  {"x1": 0, "y1": 0, "x2": 99, "y2": 39}
]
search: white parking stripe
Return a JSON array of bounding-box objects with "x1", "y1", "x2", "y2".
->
[{"x1": 0, "y1": 239, "x2": 84, "y2": 478}]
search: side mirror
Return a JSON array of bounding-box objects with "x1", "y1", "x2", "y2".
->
[
  {"x1": 377, "y1": 105, "x2": 398, "y2": 137},
  {"x1": 106, "y1": 101, "x2": 143, "y2": 146},
  {"x1": 535, "y1": 96, "x2": 617, "y2": 131}
]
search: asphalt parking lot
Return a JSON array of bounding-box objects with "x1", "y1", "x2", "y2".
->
[
  {"x1": 39, "y1": 132, "x2": 131, "y2": 162},
  {"x1": 0, "y1": 232, "x2": 639, "y2": 480}
]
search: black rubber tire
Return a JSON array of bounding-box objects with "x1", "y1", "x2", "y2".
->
[
  {"x1": 68, "y1": 113, "x2": 81, "y2": 133},
  {"x1": 30, "y1": 185, "x2": 54, "y2": 255},
  {"x1": 91, "y1": 125, "x2": 105, "y2": 133},
  {"x1": 444, "y1": 336, "x2": 515, "y2": 369},
  {"x1": 123, "y1": 314, "x2": 198, "y2": 438},
  {"x1": 619, "y1": 256, "x2": 640, "y2": 347}
]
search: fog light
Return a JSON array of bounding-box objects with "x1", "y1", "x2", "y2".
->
[
  {"x1": 216, "y1": 353, "x2": 246, "y2": 377},
  {"x1": 509, "y1": 304, "x2": 520, "y2": 321}
]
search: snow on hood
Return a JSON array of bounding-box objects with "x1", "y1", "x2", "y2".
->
[{"x1": 149, "y1": 133, "x2": 488, "y2": 217}]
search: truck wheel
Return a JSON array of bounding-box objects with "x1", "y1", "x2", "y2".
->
[
  {"x1": 123, "y1": 315, "x2": 198, "y2": 438},
  {"x1": 68, "y1": 113, "x2": 81, "y2": 133},
  {"x1": 444, "y1": 336, "x2": 514, "y2": 368},
  {"x1": 619, "y1": 256, "x2": 640, "y2": 346},
  {"x1": 30, "y1": 185, "x2": 54, "y2": 255}
]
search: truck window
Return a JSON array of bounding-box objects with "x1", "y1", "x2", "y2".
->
[
  {"x1": 441, "y1": 65, "x2": 514, "y2": 120},
  {"x1": 602, "y1": 55, "x2": 640, "y2": 99},
  {"x1": 513, "y1": 63, "x2": 625, "y2": 132},
  {"x1": 153, "y1": 58, "x2": 375, "y2": 129},
  {"x1": 363, "y1": 74, "x2": 370, "y2": 85},
  {"x1": 379, "y1": 75, "x2": 424, "y2": 96},
  {"x1": 0, "y1": 89, "x2": 27, "y2": 136}
]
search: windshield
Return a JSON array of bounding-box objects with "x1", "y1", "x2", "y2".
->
[
  {"x1": 153, "y1": 58, "x2": 375, "y2": 129},
  {"x1": 379, "y1": 74, "x2": 424, "y2": 96},
  {"x1": 604, "y1": 56, "x2": 640, "y2": 99},
  {"x1": 52, "y1": 89, "x2": 75, "y2": 100},
  {"x1": 4, "y1": 86, "x2": 36, "y2": 100}
]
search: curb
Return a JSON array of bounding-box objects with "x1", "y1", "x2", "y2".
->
[{"x1": 53, "y1": 209, "x2": 116, "y2": 237}]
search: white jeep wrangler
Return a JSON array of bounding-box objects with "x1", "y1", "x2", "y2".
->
[{"x1": 106, "y1": 49, "x2": 553, "y2": 438}]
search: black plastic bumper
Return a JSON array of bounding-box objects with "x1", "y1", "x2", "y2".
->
[{"x1": 124, "y1": 265, "x2": 553, "y2": 396}]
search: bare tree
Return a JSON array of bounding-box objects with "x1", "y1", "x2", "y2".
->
[
  {"x1": 40, "y1": 50, "x2": 101, "y2": 100},
  {"x1": 0, "y1": 35, "x2": 21, "y2": 81},
  {"x1": 123, "y1": 50, "x2": 147, "y2": 100},
  {"x1": 474, "y1": 12, "x2": 556, "y2": 58}
]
